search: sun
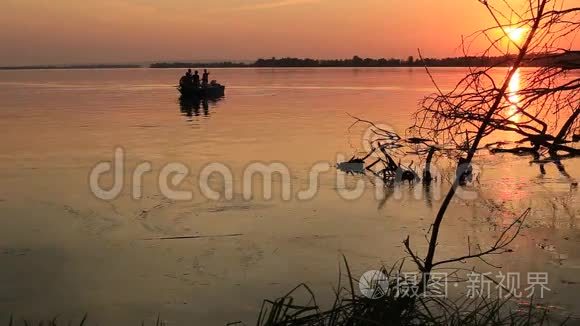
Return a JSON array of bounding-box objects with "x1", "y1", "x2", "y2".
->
[{"x1": 505, "y1": 26, "x2": 528, "y2": 44}]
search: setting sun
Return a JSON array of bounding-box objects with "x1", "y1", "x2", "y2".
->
[{"x1": 505, "y1": 26, "x2": 528, "y2": 44}]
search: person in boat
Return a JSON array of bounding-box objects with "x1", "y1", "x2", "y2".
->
[
  {"x1": 192, "y1": 70, "x2": 200, "y2": 88},
  {"x1": 180, "y1": 69, "x2": 193, "y2": 88},
  {"x1": 202, "y1": 69, "x2": 210, "y2": 87}
]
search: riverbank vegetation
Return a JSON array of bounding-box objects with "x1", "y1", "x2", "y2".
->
[
  {"x1": 150, "y1": 52, "x2": 579, "y2": 69},
  {"x1": 0, "y1": 64, "x2": 141, "y2": 70}
]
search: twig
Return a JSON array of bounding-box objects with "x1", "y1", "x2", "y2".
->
[{"x1": 142, "y1": 233, "x2": 243, "y2": 240}]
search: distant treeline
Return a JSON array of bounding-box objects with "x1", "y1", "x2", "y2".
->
[
  {"x1": 0, "y1": 64, "x2": 142, "y2": 70},
  {"x1": 3, "y1": 53, "x2": 577, "y2": 70},
  {"x1": 150, "y1": 53, "x2": 579, "y2": 68},
  {"x1": 252, "y1": 56, "x2": 506, "y2": 67},
  {"x1": 150, "y1": 62, "x2": 248, "y2": 68}
]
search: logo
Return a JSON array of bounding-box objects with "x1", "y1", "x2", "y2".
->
[{"x1": 359, "y1": 270, "x2": 389, "y2": 299}]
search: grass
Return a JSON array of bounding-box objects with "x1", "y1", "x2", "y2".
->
[
  {"x1": 6, "y1": 314, "x2": 87, "y2": 326},
  {"x1": 249, "y1": 284, "x2": 567, "y2": 326},
  {"x1": 3, "y1": 286, "x2": 568, "y2": 326},
  {"x1": 4, "y1": 264, "x2": 570, "y2": 326},
  {"x1": 243, "y1": 261, "x2": 570, "y2": 326}
]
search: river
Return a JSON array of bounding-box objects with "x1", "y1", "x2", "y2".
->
[{"x1": 0, "y1": 67, "x2": 578, "y2": 325}]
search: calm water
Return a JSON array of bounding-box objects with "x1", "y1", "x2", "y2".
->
[{"x1": 0, "y1": 68, "x2": 578, "y2": 325}]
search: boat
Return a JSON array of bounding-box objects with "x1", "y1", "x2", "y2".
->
[{"x1": 177, "y1": 82, "x2": 225, "y2": 98}]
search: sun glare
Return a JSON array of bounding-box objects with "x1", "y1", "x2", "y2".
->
[{"x1": 505, "y1": 26, "x2": 528, "y2": 44}]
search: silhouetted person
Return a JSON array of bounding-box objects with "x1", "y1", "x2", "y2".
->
[
  {"x1": 179, "y1": 75, "x2": 188, "y2": 87},
  {"x1": 186, "y1": 69, "x2": 194, "y2": 82},
  {"x1": 193, "y1": 70, "x2": 200, "y2": 88},
  {"x1": 180, "y1": 69, "x2": 193, "y2": 87},
  {"x1": 202, "y1": 69, "x2": 210, "y2": 87}
]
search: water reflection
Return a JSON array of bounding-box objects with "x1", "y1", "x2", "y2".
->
[
  {"x1": 507, "y1": 68, "x2": 521, "y2": 123},
  {"x1": 178, "y1": 96, "x2": 223, "y2": 120}
]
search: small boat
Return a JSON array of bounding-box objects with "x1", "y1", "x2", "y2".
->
[{"x1": 177, "y1": 83, "x2": 225, "y2": 98}]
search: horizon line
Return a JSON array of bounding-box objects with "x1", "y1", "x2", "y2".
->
[{"x1": 0, "y1": 54, "x2": 526, "y2": 69}]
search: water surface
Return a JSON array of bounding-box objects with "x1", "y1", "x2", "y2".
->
[{"x1": 0, "y1": 68, "x2": 578, "y2": 325}]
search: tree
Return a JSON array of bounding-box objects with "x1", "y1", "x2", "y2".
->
[
  {"x1": 405, "y1": 0, "x2": 579, "y2": 289},
  {"x1": 345, "y1": 0, "x2": 578, "y2": 292}
]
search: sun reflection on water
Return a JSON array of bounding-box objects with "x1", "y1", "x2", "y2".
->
[{"x1": 507, "y1": 68, "x2": 521, "y2": 123}]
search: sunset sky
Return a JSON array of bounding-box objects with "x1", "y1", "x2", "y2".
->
[{"x1": 0, "y1": 0, "x2": 576, "y2": 66}]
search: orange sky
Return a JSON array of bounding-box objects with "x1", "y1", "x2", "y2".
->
[{"x1": 0, "y1": 0, "x2": 576, "y2": 65}]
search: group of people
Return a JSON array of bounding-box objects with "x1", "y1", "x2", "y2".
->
[{"x1": 180, "y1": 69, "x2": 211, "y2": 88}]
